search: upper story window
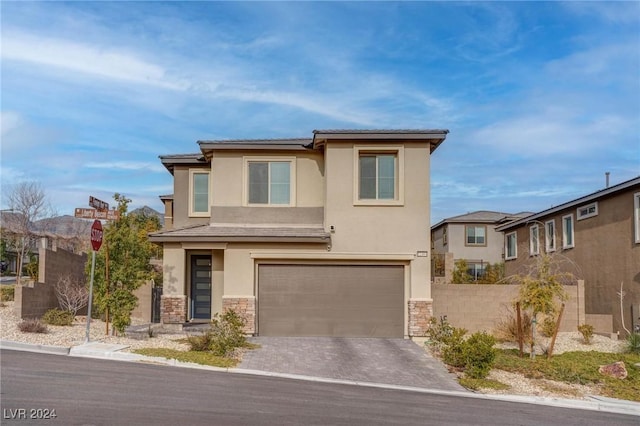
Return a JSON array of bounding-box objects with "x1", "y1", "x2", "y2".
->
[
  {"x1": 634, "y1": 192, "x2": 640, "y2": 244},
  {"x1": 529, "y1": 224, "x2": 539, "y2": 255},
  {"x1": 244, "y1": 158, "x2": 295, "y2": 206},
  {"x1": 545, "y1": 220, "x2": 556, "y2": 252},
  {"x1": 505, "y1": 231, "x2": 517, "y2": 260},
  {"x1": 577, "y1": 202, "x2": 598, "y2": 220},
  {"x1": 189, "y1": 170, "x2": 210, "y2": 217},
  {"x1": 354, "y1": 146, "x2": 404, "y2": 205},
  {"x1": 465, "y1": 225, "x2": 486, "y2": 246},
  {"x1": 562, "y1": 214, "x2": 574, "y2": 249},
  {"x1": 443, "y1": 226, "x2": 448, "y2": 246}
]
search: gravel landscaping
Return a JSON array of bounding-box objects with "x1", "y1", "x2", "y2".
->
[{"x1": 0, "y1": 301, "x2": 631, "y2": 400}]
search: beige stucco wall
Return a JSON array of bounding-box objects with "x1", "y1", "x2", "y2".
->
[
  {"x1": 210, "y1": 150, "x2": 324, "y2": 209},
  {"x1": 324, "y1": 142, "x2": 432, "y2": 299},
  {"x1": 446, "y1": 223, "x2": 504, "y2": 264},
  {"x1": 172, "y1": 165, "x2": 211, "y2": 229},
  {"x1": 162, "y1": 243, "x2": 186, "y2": 296}
]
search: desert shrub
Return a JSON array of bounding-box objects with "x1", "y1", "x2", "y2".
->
[
  {"x1": 440, "y1": 327, "x2": 468, "y2": 368},
  {"x1": 25, "y1": 256, "x2": 38, "y2": 281},
  {"x1": 463, "y1": 332, "x2": 497, "y2": 379},
  {"x1": 540, "y1": 315, "x2": 557, "y2": 338},
  {"x1": 54, "y1": 275, "x2": 89, "y2": 316},
  {"x1": 188, "y1": 310, "x2": 247, "y2": 357},
  {"x1": 42, "y1": 308, "x2": 74, "y2": 326},
  {"x1": 18, "y1": 318, "x2": 48, "y2": 333},
  {"x1": 451, "y1": 260, "x2": 472, "y2": 284},
  {"x1": 0, "y1": 285, "x2": 15, "y2": 302},
  {"x1": 626, "y1": 333, "x2": 640, "y2": 354},
  {"x1": 494, "y1": 304, "x2": 532, "y2": 344},
  {"x1": 577, "y1": 324, "x2": 594, "y2": 345}
]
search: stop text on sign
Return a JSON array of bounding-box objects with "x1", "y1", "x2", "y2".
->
[{"x1": 90, "y1": 220, "x2": 103, "y2": 251}]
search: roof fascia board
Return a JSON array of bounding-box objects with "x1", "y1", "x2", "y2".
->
[
  {"x1": 497, "y1": 177, "x2": 640, "y2": 231},
  {"x1": 148, "y1": 235, "x2": 330, "y2": 243}
]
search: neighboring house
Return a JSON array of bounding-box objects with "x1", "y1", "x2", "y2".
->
[
  {"x1": 149, "y1": 129, "x2": 449, "y2": 338},
  {"x1": 496, "y1": 176, "x2": 640, "y2": 337},
  {"x1": 430, "y1": 211, "x2": 531, "y2": 281}
]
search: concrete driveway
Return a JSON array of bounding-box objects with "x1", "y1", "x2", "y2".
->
[{"x1": 238, "y1": 337, "x2": 466, "y2": 392}]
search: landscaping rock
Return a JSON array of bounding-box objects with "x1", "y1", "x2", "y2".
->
[{"x1": 598, "y1": 361, "x2": 628, "y2": 380}]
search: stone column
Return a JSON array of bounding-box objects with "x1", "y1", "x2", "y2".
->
[
  {"x1": 161, "y1": 295, "x2": 186, "y2": 325},
  {"x1": 408, "y1": 298, "x2": 433, "y2": 337},
  {"x1": 222, "y1": 296, "x2": 256, "y2": 335}
]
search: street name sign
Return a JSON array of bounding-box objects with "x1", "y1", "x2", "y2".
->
[
  {"x1": 74, "y1": 208, "x2": 120, "y2": 221},
  {"x1": 89, "y1": 196, "x2": 109, "y2": 211}
]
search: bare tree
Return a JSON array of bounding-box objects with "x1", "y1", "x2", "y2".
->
[
  {"x1": 3, "y1": 182, "x2": 55, "y2": 285},
  {"x1": 54, "y1": 274, "x2": 89, "y2": 316}
]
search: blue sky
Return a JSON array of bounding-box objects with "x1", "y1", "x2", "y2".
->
[{"x1": 1, "y1": 1, "x2": 638, "y2": 225}]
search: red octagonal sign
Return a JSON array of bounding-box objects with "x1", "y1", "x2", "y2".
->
[{"x1": 90, "y1": 219, "x2": 103, "y2": 252}]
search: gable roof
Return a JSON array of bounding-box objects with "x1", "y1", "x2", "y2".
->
[
  {"x1": 431, "y1": 210, "x2": 532, "y2": 230},
  {"x1": 496, "y1": 176, "x2": 640, "y2": 232}
]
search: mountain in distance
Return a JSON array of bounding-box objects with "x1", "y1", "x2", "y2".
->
[{"x1": 130, "y1": 206, "x2": 164, "y2": 227}]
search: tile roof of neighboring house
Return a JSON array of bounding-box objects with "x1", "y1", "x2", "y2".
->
[
  {"x1": 496, "y1": 175, "x2": 640, "y2": 232},
  {"x1": 431, "y1": 210, "x2": 533, "y2": 230},
  {"x1": 149, "y1": 224, "x2": 330, "y2": 243}
]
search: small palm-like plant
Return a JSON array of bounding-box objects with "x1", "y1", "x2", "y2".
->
[{"x1": 626, "y1": 333, "x2": 640, "y2": 354}]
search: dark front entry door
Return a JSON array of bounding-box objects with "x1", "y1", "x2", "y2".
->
[{"x1": 190, "y1": 255, "x2": 212, "y2": 320}]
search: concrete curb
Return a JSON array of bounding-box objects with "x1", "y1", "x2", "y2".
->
[
  {"x1": 2, "y1": 340, "x2": 639, "y2": 417},
  {"x1": 1, "y1": 340, "x2": 70, "y2": 355}
]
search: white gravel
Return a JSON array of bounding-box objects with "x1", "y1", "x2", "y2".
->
[
  {"x1": 0, "y1": 301, "x2": 189, "y2": 351},
  {"x1": 1, "y1": 301, "x2": 631, "y2": 400}
]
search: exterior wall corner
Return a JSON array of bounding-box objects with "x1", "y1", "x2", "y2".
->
[{"x1": 408, "y1": 298, "x2": 433, "y2": 337}]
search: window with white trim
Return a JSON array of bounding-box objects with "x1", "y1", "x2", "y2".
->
[
  {"x1": 505, "y1": 232, "x2": 517, "y2": 260},
  {"x1": 562, "y1": 214, "x2": 574, "y2": 249},
  {"x1": 634, "y1": 192, "x2": 640, "y2": 244},
  {"x1": 577, "y1": 202, "x2": 598, "y2": 220},
  {"x1": 245, "y1": 159, "x2": 294, "y2": 206},
  {"x1": 545, "y1": 220, "x2": 556, "y2": 252},
  {"x1": 529, "y1": 224, "x2": 539, "y2": 255},
  {"x1": 189, "y1": 170, "x2": 210, "y2": 216},
  {"x1": 353, "y1": 146, "x2": 404, "y2": 205},
  {"x1": 465, "y1": 225, "x2": 486, "y2": 246}
]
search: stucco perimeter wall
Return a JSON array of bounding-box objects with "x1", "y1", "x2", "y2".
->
[
  {"x1": 16, "y1": 246, "x2": 88, "y2": 319},
  {"x1": 432, "y1": 281, "x2": 587, "y2": 334}
]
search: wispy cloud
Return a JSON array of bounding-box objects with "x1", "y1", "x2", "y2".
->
[{"x1": 84, "y1": 161, "x2": 165, "y2": 173}]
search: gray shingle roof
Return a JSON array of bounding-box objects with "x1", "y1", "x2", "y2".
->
[{"x1": 431, "y1": 210, "x2": 533, "y2": 230}]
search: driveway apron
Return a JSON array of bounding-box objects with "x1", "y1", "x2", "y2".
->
[{"x1": 238, "y1": 337, "x2": 466, "y2": 392}]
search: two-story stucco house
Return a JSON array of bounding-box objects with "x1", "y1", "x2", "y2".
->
[
  {"x1": 430, "y1": 211, "x2": 531, "y2": 282},
  {"x1": 149, "y1": 129, "x2": 448, "y2": 338},
  {"x1": 496, "y1": 176, "x2": 640, "y2": 337}
]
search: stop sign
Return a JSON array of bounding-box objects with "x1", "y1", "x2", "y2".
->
[{"x1": 90, "y1": 219, "x2": 103, "y2": 251}]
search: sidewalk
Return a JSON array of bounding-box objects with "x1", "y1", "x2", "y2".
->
[{"x1": 2, "y1": 338, "x2": 640, "y2": 417}]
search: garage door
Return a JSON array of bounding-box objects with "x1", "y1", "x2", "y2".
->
[{"x1": 258, "y1": 264, "x2": 404, "y2": 338}]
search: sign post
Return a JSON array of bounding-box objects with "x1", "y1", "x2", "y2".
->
[{"x1": 85, "y1": 220, "x2": 103, "y2": 343}]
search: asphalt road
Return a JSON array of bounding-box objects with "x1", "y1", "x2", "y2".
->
[{"x1": 1, "y1": 350, "x2": 637, "y2": 426}]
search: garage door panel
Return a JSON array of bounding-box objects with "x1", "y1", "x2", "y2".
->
[{"x1": 258, "y1": 264, "x2": 404, "y2": 338}]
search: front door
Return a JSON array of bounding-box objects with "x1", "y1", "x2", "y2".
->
[{"x1": 190, "y1": 255, "x2": 212, "y2": 320}]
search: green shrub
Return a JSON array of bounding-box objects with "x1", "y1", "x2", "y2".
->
[
  {"x1": 42, "y1": 308, "x2": 74, "y2": 326},
  {"x1": 577, "y1": 324, "x2": 594, "y2": 345},
  {"x1": 18, "y1": 318, "x2": 48, "y2": 333},
  {"x1": 0, "y1": 285, "x2": 15, "y2": 302},
  {"x1": 626, "y1": 333, "x2": 640, "y2": 354},
  {"x1": 451, "y1": 260, "x2": 472, "y2": 284},
  {"x1": 540, "y1": 316, "x2": 557, "y2": 338},
  {"x1": 440, "y1": 327, "x2": 468, "y2": 368},
  {"x1": 188, "y1": 309, "x2": 247, "y2": 357},
  {"x1": 462, "y1": 332, "x2": 497, "y2": 379}
]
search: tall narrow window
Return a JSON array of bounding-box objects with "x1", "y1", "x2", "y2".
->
[
  {"x1": 359, "y1": 154, "x2": 396, "y2": 200},
  {"x1": 465, "y1": 225, "x2": 486, "y2": 246},
  {"x1": 190, "y1": 170, "x2": 210, "y2": 216},
  {"x1": 505, "y1": 232, "x2": 517, "y2": 260},
  {"x1": 545, "y1": 220, "x2": 556, "y2": 252},
  {"x1": 529, "y1": 224, "x2": 539, "y2": 255},
  {"x1": 634, "y1": 192, "x2": 640, "y2": 244},
  {"x1": 247, "y1": 161, "x2": 291, "y2": 205},
  {"x1": 562, "y1": 214, "x2": 574, "y2": 249}
]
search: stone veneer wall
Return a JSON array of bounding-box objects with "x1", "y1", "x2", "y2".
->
[
  {"x1": 161, "y1": 295, "x2": 186, "y2": 324},
  {"x1": 223, "y1": 296, "x2": 256, "y2": 335},
  {"x1": 408, "y1": 298, "x2": 433, "y2": 337}
]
